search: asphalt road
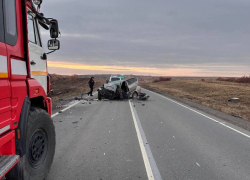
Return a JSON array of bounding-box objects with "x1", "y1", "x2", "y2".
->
[{"x1": 47, "y1": 89, "x2": 250, "y2": 180}]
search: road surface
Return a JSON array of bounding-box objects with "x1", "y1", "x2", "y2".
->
[{"x1": 47, "y1": 89, "x2": 250, "y2": 180}]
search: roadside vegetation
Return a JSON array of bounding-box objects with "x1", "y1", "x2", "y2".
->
[
  {"x1": 49, "y1": 74, "x2": 107, "y2": 102},
  {"x1": 141, "y1": 77, "x2": 250, "y2": 121}
]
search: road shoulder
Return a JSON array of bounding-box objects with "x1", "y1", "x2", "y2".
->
[{"x1": 143, "y1": 87, "x2": 250, "y2": 131}]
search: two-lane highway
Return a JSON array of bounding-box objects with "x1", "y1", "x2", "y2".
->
[{"x1": 47, "y1": 89, "x2": 250, "y2": 180}]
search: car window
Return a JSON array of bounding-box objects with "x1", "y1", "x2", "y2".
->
[
  {"x1": 126, "y1": 79, "x2": 133, "y2": 85},
  {"x1": 111, "y1": 77, "x2": 120, "y2": 81},
  {"x1": 0, "y1": 0, "x2": 4, "y2": 43},
  {"x1": 3, "y1": 0, "x2": 17, "y2": 46},
  {"x1": 132, "y1": 78, "x2": 137, "y2": 83}
]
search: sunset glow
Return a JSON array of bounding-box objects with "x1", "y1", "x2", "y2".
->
[{"x1": 47, "y1": 61, "x2": 247, "y2": 77}]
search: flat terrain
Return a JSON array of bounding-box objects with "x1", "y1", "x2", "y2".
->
[
  {"x1": 49, "y1": 74, "x2": 107, "y2": 102},
  {"x1": 47, "y1": 90, "x2": 250, "y2": 180},
  {"x1": 142, "y1": 79, "x2": 250, "y2": 121}
]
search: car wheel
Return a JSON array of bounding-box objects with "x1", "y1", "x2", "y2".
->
[{"x1": 132, "y1": 92, "x2": 138, "y2": 99}]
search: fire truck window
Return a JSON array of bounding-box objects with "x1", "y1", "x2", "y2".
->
[
  {"x1": 34, "y1": 20, "x2": 42, "y2": 47},
  {"x1": 3, "y1": 0, "x2": 17, "y2": 46},
  {"x1": 0, "y1": 0, "x2": 4, "y2": 43},
  {"x1": 27, "y1": 14, "x2": 36, "y2": 44}
]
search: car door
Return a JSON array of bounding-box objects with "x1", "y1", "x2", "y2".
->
[
  {"x1": 131, "y1": 78, "x2": 138, "y2": 91},
  {"x1": 27, "y1": 10, "x2": 47, "y2": 93},
  {"x1": 127, "y1": 78, "x2": 138, "y2": 92}
]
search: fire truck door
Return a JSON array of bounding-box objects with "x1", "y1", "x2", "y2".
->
[
  {"x1": 0, "y1": 0, "x2": 11, "y2": 134},
  {"x1": 27, "y1": 11, "x2": 47, "y2": 94}
]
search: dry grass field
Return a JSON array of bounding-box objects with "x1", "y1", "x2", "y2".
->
[
  {"x1": 141, "y1": 78, "x2": 250, "y2": 121},
  {"x1": 49, "y1": 74, "x2": 106, "y2": 102}
]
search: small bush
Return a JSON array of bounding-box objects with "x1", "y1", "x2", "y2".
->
[
  {"x1": 153, "y1": 77, "x2": 171, "y2": 83},
  {"x1": 159, "y1": 77, "x2": 172, "y2": 81},
  {"x1": 217, "y1": 76, "x2": 250, "y2": 83},
  {"x1": 235, "y1": 76, "x2": 250, "y2": 83}
]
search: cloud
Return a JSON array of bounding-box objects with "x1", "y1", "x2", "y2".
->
[{"x1": 39, "y1": 0, "x2": 250, "y2": 76}]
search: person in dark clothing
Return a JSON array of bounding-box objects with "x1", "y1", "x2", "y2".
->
[{"x1": 87, "y1": 77, "x2": 95, "y2": 96}]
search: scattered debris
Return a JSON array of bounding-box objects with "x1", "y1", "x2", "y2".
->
[
  {"x1": 231, "y1": 114, "x2": 242, "y2": 119},
  {"x1": 228, "y1": 97, "x2": 240, "y2": 102},
  {"x1": 59, "y1": 110, "x2": 62, "y2": 113},
  {"x1": 142, "y1": 104, "x2": 145, "y2": 106},
  {"x1": 75, "y1": 97, "x2": 82, "y2": 100},
  {"x1": 56, "y1": 105, "x2": 63, "y2": 109},
  {"x1": 72, "y1": 121, "x2": 78, "y2": 124},
  {"x1": 138, "y1": 93, "x2": 150, "y2": 100}
]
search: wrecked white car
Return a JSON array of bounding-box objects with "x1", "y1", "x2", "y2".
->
[{"x1": 97, "y1": 78, "x2": 149, "y2": 100}]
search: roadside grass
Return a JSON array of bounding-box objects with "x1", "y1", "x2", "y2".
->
[
  {"x1": 142, "y1": 79, "x2": 250, "y2": 121},
  {"x1": 50, "y1": 74, "x2": 106, "y2": 102}
]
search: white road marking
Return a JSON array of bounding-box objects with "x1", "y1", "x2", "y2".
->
[
  {"x1": 52, "y1": 101, "x2": 80, "y2": 118},
  {"x1": 196, "y1": 162, "x2": 200, "y2": 167},
  {"x1": 129, "y1": 100, "x2": 162, "y2": 180},
  {"x1": 52, "y1": 92, "x2": 97, "y2": 118},
  {"x1": 145, "y1": 89, "x2": 250, "y2": 139}
]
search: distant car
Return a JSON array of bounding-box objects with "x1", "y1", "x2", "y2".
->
[{"x1": 98, "y1": 78, "x2": 142, "y2": 100}]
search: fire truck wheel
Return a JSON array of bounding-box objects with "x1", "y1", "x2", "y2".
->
[{"x1": 7, "y1": 107, "x2": 56, "y2": 180}]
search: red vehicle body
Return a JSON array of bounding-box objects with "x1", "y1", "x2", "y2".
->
[{"x1": 0, "y1": 0, "x2": 59, "y2": 179}]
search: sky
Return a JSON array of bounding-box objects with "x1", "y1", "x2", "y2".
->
[{"x1": 40, "y1": 0, "x2": 250, "y2": 77}]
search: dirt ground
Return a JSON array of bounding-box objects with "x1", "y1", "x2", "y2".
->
[
  {"x1": 141, "y1": 78, "x2": 250, "y2": 121},
  {"x1": 49, "y1": 74, "x2": 107, "y2": 102}
]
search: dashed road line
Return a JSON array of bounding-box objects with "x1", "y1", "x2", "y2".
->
[
  {"x1": 129, "y1": 100, "x2": 162, "y2": 180},
  {"x1": 144, "y1": 89, "x2": 250, "y2": 139}
]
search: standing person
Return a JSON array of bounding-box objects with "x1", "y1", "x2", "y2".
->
[{"x1": 87, "y1": 77, "x2": 95, "y2": 96}]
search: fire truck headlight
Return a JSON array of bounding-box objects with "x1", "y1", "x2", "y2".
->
[{"x1": 33, "y1": 0, "x2": 43, "y2": 6}]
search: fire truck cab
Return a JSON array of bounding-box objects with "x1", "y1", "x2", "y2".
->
[{"x1": 0, "y1": 0, "x2": 60, "y2": 179}]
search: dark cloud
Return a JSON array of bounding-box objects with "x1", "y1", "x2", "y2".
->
[{"x1": 40, "y1": 0, "x2": 250, "y2": 75}]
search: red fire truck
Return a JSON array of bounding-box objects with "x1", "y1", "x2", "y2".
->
[{"x1": 0, "y1": 0, "x2": 60, "y2": 179}]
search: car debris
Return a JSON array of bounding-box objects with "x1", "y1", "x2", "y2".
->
[{"x1": 97, "y1": 78, "x2": 149, "y2": 101}]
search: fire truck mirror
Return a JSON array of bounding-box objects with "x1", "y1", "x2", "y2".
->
[
  {"x1": 47, "y1": 39, "x2": 60, "y2": 50},
  {"x1": 50, "y1": 19, "x2": 59, "y2": 38}
]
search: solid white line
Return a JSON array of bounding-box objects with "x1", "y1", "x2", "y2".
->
[
  {"x1": 52, "y1": 92, "x2": 97, "y2": 118},
  {"x1": 144, "y1": 89, "x2": 250, "y2": 139},
  {"x1": 129, "y1": 100, "x2": 155, "y2": 180}
]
